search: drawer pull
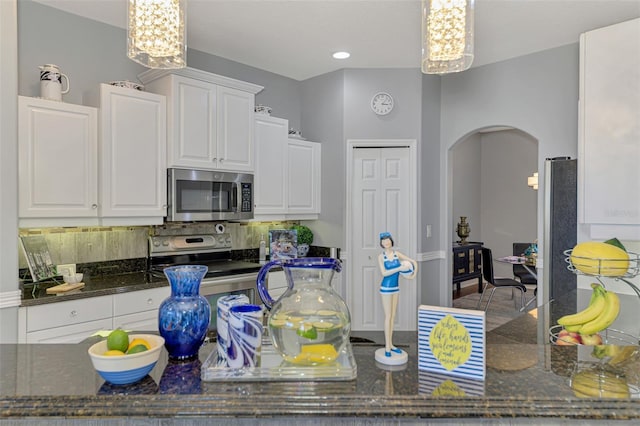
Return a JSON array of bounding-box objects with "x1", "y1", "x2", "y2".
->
[
  {"x1": 70, "y1": 310, "x2": 78, "y2": 317},
  {"x1": 458, "y1": 253, "x2": 465, "y2": 258},
  {"x1": 457, "y1": 268, "x2": 465, "y2": 274},
  {"x1": 147, "y1": 298, "x2": 154, "y2": 305}
]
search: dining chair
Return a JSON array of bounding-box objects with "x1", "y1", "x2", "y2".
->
[
  {"x1": 512, "y1": 243, "x2": 537, "y2": 285},
  {"x1": 476, "y1": 247, "x2": 527, "y2": 311},
  {"x1": 513, "y1": 242, "x2": 538, "y2": 311}
]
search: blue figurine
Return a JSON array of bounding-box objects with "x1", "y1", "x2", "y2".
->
[{"x1": 376, "y1": 232, "x2": 417, "y2": 365}]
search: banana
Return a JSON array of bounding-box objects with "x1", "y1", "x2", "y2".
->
[
  {"x1": 579, "y1": 289, "x2": 620, "y2": 336},
  {"x1": 570, "y1": 368, "x2": 630, "y2": 399},
  {"x1": 558, "y1": 284, "x2": 606, "y2": 327}
]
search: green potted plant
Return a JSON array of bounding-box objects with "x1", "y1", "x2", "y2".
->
[{"x1": 291, "y1": 224, "x2": 313, "y2": 257}]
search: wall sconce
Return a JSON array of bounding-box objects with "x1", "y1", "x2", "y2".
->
[
  {"x1": 527, "y1": 172, "x2": 539, "y2": 190},
  {"x1": 421, "y1": 0, "x2": 475, "y2": 75},
  {"x1": 127, "y1": 0, "x2": 187, "y2": 69}
]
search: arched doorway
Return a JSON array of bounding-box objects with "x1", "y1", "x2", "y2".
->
[{"x1": 449, "y1": 126, "x2": 538, "y2": 299}]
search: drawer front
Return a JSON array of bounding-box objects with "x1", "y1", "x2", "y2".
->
[
  {"x1": 27, "y1": 296, "x2": 112, "y2": 332},
  {"x1": 26, "y1": 318, "x2": 113, "y2": 343},
  {"x1": 113, "y1": 286, "x2": 170, "y2": 317}
]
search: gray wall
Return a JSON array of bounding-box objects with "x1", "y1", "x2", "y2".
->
[
  {"x1": 438, "y1": 45, "x2": 580, "y2": 305},
  {"x1": 17, "y1": 0, "x2": 302, "y2": 128},
  {"x1": 452, "y1": 133, "x2": 482, "y2": 244}
]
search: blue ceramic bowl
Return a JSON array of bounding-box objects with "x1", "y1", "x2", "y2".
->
[{"x1": 88, "y1": 334, "x2": 164, "y2": 385}]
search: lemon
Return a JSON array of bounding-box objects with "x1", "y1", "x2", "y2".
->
[
  {"x1": 128, "y1": 338, "x2": 151, "y2": 351},
  {"x1": 103, "y1": 349, "x2": 125, "y2": 356},
  {"x1": 126, "y1": 344, "x2": 149, "y2": 355},
  {"x1": 106, "y1": 329, "x2": 129, "y2": 353},
  {"x1": 312, "y1": 321, "x2": 334, "y2": 330},
  {"x1": 291, "y1": 344, "x2": 338, "y2": 364}
]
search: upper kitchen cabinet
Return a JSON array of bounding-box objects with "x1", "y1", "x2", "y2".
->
[
  {"x1": 18, "y1": 96, "x2": 98, "y2": 227},
  {"x1": 139, "y1": 68, "x2": 263, "y2": 173},
  {"x1": 98, "y1": 84, "x2": 167, "y2": 225},
  {"x1": 579, "y1": 18, "x2": 640, "y2": 239},
  {"x1": 254, "y1": 114, "x2": 321, "y2": 220}
]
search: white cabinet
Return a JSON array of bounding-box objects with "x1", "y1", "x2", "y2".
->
[
  {"x1": 18, "y1": 96, "x2": 98, "y2": 226},
  {"x1": 112, "y1": 286, "x2": 170, "y2": 331},
  {"x1": 99, "y1": 84, "x2": 167, "y2": 225},
  {"x1": 140, "y1": 68, "x2": 263, "y2": 173},
  {"x1": 254, "y1": 115, "x2": 288, "y2": 214},
  {"x1": 254, "y1": 115, "x2": 322, "y2": 220},
  {"x1": 18, "y1": 286, "x2": 170, "y2": 343},
  {"x1": 287, "y1": 138, "x2": 321, "y2": 215},
  {"x1": 19, "y1": 295, "x2": 112, "y2": 343},
  {"x1": 579, "y1": 18, "x2": 640, "y2": 238},
  {"x1": 267, "y1": 270, "x2": 289, "y2": 301}
]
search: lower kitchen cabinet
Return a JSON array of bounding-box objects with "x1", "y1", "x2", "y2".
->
[
  {"x1": 18, "y1": 287, "x2": 170, "y2": 343},
  {"x1": 112, "y1": 286, "x2": 169, "y2": 331}
]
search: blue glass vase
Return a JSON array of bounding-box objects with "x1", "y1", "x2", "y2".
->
[{"x1": 159, "y1": 265, "x2": 210, "y2": 360}]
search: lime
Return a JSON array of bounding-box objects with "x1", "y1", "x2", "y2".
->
[
  {"x1": 106, "y1": 329, "x2": 129, "y2": 353},
  {"x1": 296, "y1": 323, "x2": 318, "y2": 340},
  {"x1": 103, "y1": 349, "x2": 125, "y2": 356},
  {"x1": 126, "y1": 344, "x2": 148, "y2": 355},
  {"x1": 128, "y1": 338, "x2": 151, "y2": 351}
]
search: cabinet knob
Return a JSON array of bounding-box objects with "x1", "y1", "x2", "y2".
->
[
  {"x1": 70, "y1": 310, "x2": 78, "y2": 317},
  {"x1": 162, "y1": 204, "x2": 167, "y2": 209},
  {"x1": 212, "y1": 158, "x2": 217, "y2": 162},
  {"x1": 91, "y1": 204, "x2": 98, "y2": 209},
  {"x1": 147, "y1": 298, "x2": 153, "y2": 305},
  {"x1": 219, "y1": 158, "x2": 224, "y2": 163}
]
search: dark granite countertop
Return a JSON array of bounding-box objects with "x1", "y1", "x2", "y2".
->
[
  {"x1": 20, "y1": 271, "x2": 169, "y2": 307},
  {"x1": 2, "y1": 289, "x2": 639, "y2": 421}
]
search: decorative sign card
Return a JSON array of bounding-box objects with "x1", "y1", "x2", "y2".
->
[
  {"x1": 269, "y1": 229, "x2": 298, "y2": 260},
  {"x1": 417, "y1": 304, "x2": 486, "y2": 380}
]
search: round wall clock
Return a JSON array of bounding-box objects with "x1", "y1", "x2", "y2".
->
[{"x1": 371, "y1": 92, "x2": 394, "y2": 115}]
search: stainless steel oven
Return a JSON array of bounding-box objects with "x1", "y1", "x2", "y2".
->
[
  {"x1": 148, "y1": 233, "x2": 261, "y2": 333},
  {"x1": 167, "y1": 168, "x2": 254, "y2": 222}
]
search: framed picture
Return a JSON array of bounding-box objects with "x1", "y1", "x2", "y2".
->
[
  {"x1": 417, "y1": 305, "x2": 486, "y2": 380},
  {"x1": 269, "y1": 229, "x2": 298, "y2": 260},
  {"x1": 19, "y1": 235, "x2": 57, "y2": 282}
]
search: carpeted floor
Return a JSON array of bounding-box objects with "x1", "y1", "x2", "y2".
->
[{"x1": 453, "y1": 283, "x2": 537, "y2": 331}]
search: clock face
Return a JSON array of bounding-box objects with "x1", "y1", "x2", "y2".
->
[{"x1": 371, "y1": 92, "x2": 394, "y2": 115}]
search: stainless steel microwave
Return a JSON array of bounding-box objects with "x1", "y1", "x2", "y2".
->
[{"x1": 167, "y1": 168, "x2": 254, "y2": 222}]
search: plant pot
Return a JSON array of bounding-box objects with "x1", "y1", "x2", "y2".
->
[{"x1": 297, "y1": 243, "x2": 310, "y2": 257}]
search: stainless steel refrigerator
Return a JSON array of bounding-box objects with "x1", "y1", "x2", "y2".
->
[{"x1": 542, "y1": 157, "x2": 577, "y2": 307}]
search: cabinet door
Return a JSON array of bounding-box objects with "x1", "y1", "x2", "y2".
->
[
  {"x1": 113, "y1": 311, "x2": 160, "y2": 332},
  {"x1": 287, "y1": 139, "x2": 321, "y2": 214},
  {"x1": 26, "y1": 318, "x2": 112, "y2": 344},
  {"x1": 254, "y1": 115, "x2": 288, "y2": 215},
  {"x1": 99, "y1": 84, "x2": 167, "y2": 223},
  {"x1": 579, "y1": 18, "x2": 640, "y2": 227},
  {"x1": 169, "y1": 75, "x2": 217, "y2": 168},
  {"x1": 217, "y1": 86, "x2": 255, "y2": 172},
  {"x1": 18, "y1": 96, "x2": 98, "y2": 220},
  {"x1": 113, "y1": 286, "x2": 170, "y2": 317}
]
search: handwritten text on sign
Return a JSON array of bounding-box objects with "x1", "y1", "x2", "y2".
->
[{"x1": 418, "y1": 305, "x2": 485, "y2": 380}]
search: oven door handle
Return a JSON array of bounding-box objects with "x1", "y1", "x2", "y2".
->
[{"x1": 199, "y1": 273, "x2": 257, "y2": 296}]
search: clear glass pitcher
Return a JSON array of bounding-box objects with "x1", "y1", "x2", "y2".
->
[{"x1": 257, "y1": 257, "x2": 351, "y2": 365}]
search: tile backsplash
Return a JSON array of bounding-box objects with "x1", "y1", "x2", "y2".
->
[{"x1": 19, "y1": 221, "x2": 298, "y2": 270}]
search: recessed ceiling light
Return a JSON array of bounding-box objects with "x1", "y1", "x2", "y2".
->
[{"x1": 332, "y1": 51, "x2": 350, "y2": 59}]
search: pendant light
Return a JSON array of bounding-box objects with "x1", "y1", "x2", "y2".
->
[
  {"x1": 127, "y1": 0, "x2": 187, "y2": 69},
  {"x1": 422, "y1": 0, "x2": 474, "y2": 75}
]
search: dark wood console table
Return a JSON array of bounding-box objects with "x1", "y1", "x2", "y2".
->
[{"x1": 452, "y1": 242, "x2": 483, "y2": 294}]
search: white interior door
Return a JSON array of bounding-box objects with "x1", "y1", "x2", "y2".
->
[{"x1": 349, "y1": 144, "x2": 416, "y2": 331}]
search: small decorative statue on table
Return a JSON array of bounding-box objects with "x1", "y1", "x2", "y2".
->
[{"x1": 375, "y1": 232, "x2": 418, "y2": 366}]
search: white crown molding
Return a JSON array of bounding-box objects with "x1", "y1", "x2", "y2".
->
[
  {"x1": 138, "y1": 67, "x2": 264, "y2": 94},
  {"x1": 0, "y1": 291, "x2": 22, "y2": 309}
]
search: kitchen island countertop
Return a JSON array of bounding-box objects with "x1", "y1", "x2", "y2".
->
[{"x1": 2, "y1": 290, "x2": 639, "y2": 423}]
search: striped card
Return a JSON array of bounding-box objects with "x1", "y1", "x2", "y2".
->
[{"x1": 417, "y1": 304, "x2": 486, "y2": 380}]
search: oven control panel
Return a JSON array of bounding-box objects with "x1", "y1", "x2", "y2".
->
[{"x1": 149, "y1": 234, "x2": 232, "y2": 255}]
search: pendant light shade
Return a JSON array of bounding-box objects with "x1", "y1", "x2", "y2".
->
[
  {"x1": 127, "y1": 0, "x2": 187, "y2": 69},
  {"x1": 422, "y1": 0, "x2": 474, "y2": 75}
]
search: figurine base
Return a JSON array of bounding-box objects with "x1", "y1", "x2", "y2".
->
[{"x1": 374, "y1": 348, "x2": 408, "y2": 366}]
